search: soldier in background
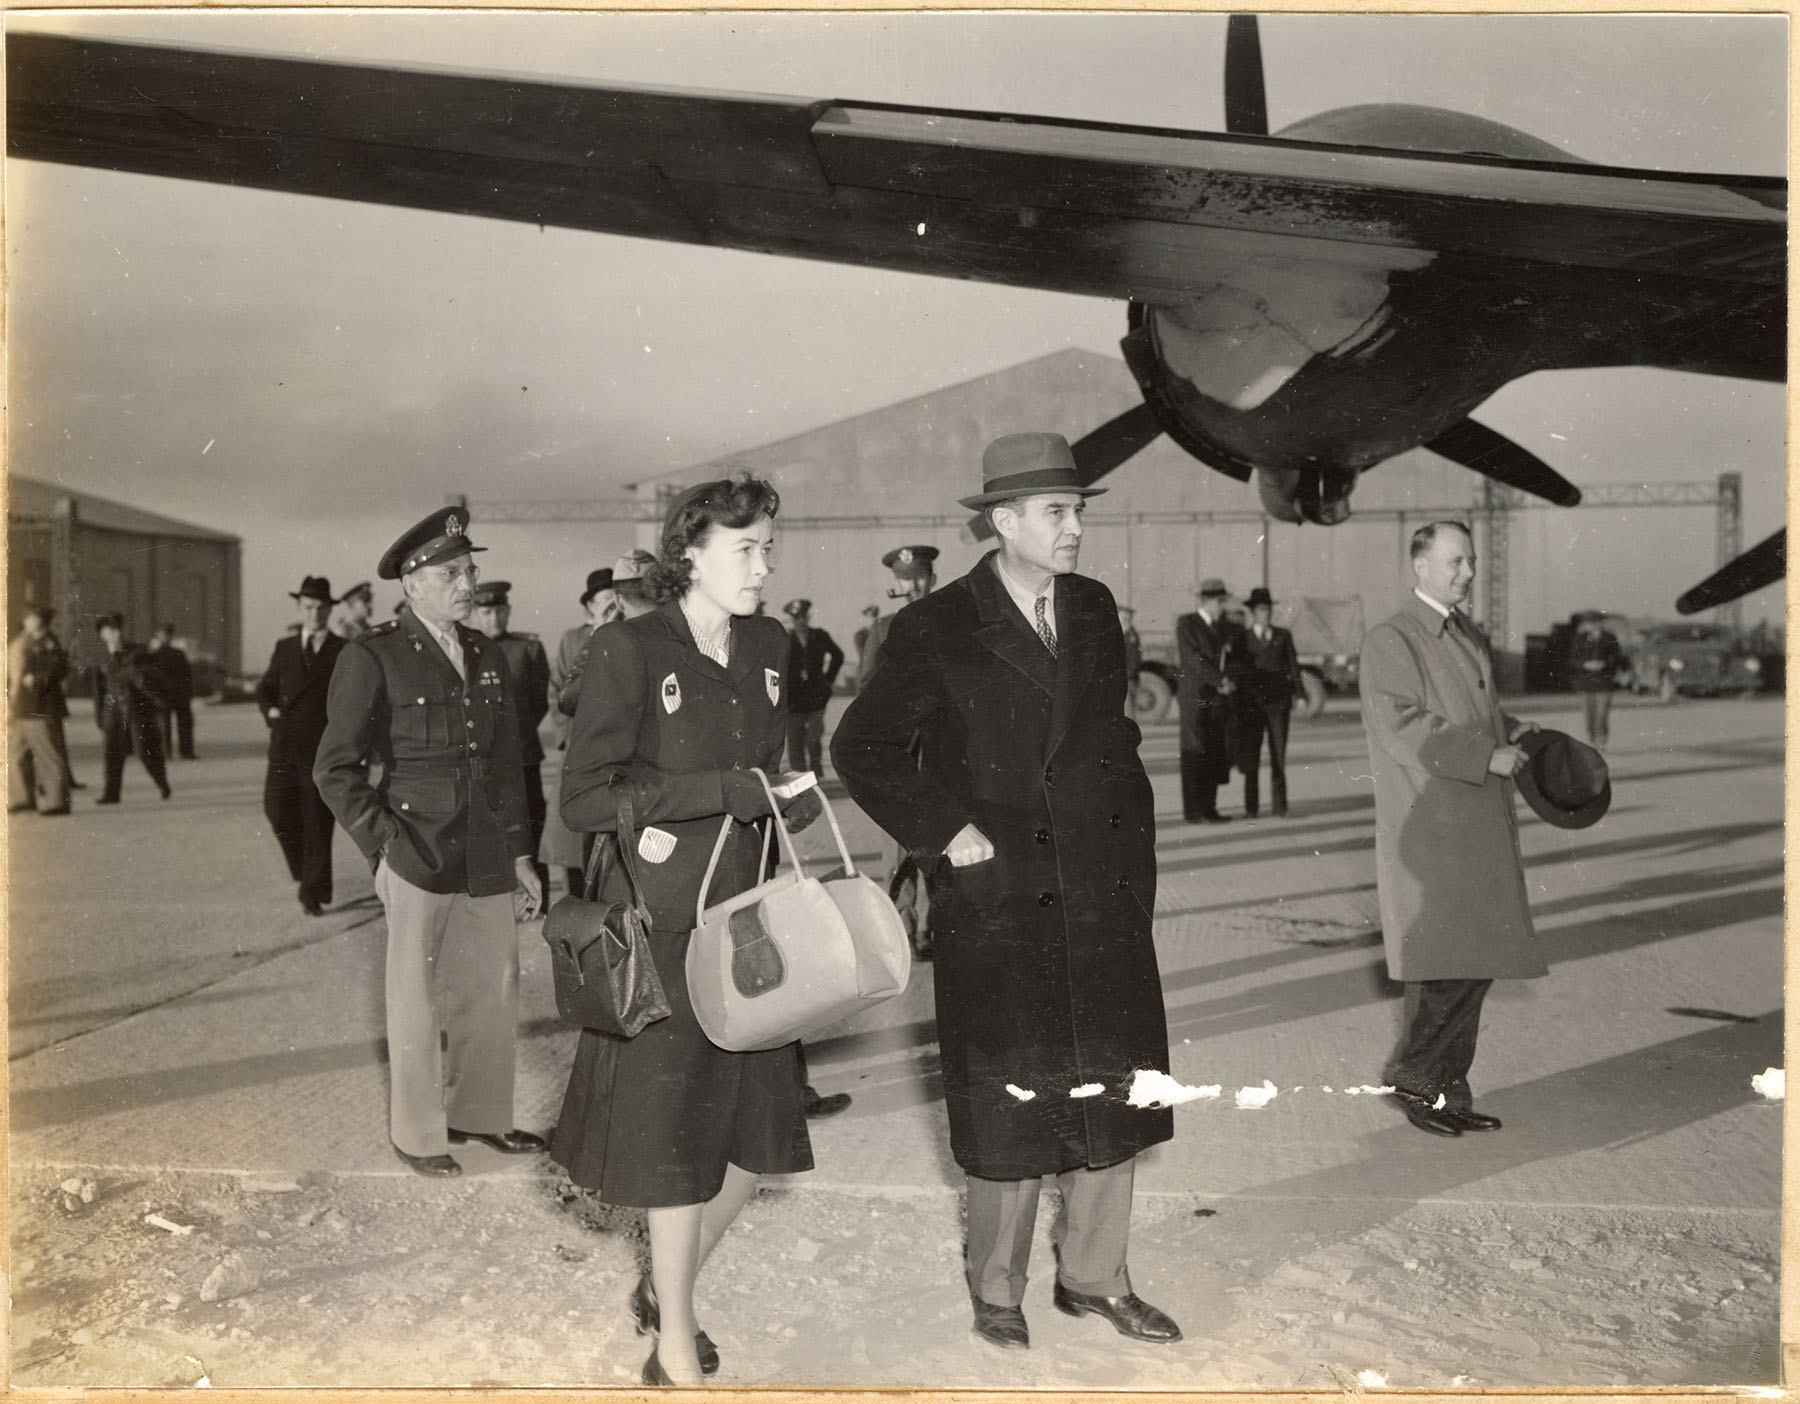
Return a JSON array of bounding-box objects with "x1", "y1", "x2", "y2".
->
[
  {"x1": 472, "y1": 579, "x2": 552, "y2": 895},
  {"x1": 144, "y1": 623, "x2": 198, "y2": 761},
  {"x1": 257, "y1": 578, "x2": 348, "y2": 915},
  {"x1": 1568, "y1": 611, "x2": 1629, "y2": 751},
  {"x1": 333, "y1": 581, "x2": 376, "y2": 640},
  {"x1": 1175, "y1": 578, "x2": 1241, "y2": 823},
  {"x1": 780, "y1": 598, "x2": 844, "y2": 776},
  {"x1": 855, "y1": 543, "x2": 941, "y2": 961},
  {"x1": 8, "y1": 606, "x2": 72, "y2": 815},
  {"x1": 90, "y1": 612, "x2": 171, "y2": 805}
]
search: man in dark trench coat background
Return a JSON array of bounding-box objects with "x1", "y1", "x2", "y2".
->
[{"x1": 833, "y1": 431, "x2": 1181, "y2": 1354}]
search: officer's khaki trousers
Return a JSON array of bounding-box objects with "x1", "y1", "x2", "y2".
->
[{"x1": 375, "y1": 861, "x2": 520, "y2": 1157}]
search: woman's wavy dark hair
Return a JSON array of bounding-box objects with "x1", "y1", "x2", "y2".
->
[{"x1": 647, "y1": 471, "x2": 782, "y2": 604}]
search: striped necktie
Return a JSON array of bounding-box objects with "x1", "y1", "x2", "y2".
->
[{"x1": 1034, "y1": 595, "x2": 1058, "y2": 658}]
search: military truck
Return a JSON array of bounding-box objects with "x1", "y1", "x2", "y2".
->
[{"x1": 1130, "y1": 594, "x2": 1365, "y2": 723}]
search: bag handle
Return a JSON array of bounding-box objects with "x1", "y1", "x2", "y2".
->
[
  {"x1": 692, "y1": 769, "x2": 856, "y2": 927},
  {"x1": 584, "y1": 793, "x2": 651, "y2": 926}
]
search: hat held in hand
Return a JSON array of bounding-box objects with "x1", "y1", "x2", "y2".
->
[{"x1": 1514, "y1": 728, "x2": 1610, "y2": 829}]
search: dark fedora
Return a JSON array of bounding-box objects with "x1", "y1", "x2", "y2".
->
[
  {"x1": 958, "y1": 432, "x2": 1107, "y2": 510},
  {"x1": 1514, "y1": 728, "x2": 1610, "y2": 829},
  {"x1": 1196, "y1": 577, "x2": 1229, "y2": 599},
  {"x1": 377, "y1": 506, "x2": 486, "y2": 581},
  {"x1": 1245, "y1": 587, "x2": 1275, "y2": 609},
  {"x1": 290, "y1": 576, "x2": 339, "y2": 604},
  {"x1": 579, "y1": 568, "x2": 615, "y2": 606}
]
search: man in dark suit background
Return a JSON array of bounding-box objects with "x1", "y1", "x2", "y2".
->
[
  {"x1": 257, "y1": 577, "x2": 348, "y2": 915},
  {"x1": 90, "y1": 612, "x2": 171, "y2": 805},
  {"x1": 834, "y1": 432, "x2": 1180, "y2": 1354},
  {"x1": 1175, "y1": 578, "x2": 1241, "y2": 822},
  {"x1": 1230, "y1": 586, "x2": 1301, "y2": 819},
  {"x1": 780, "y1": 597, "x2": 844, "y2": 775},
  {"x1": 144, "y1": 623, "x2": 198, "y2": 760},
  {"x1": 314, "y1": 507, "x2": 543, "y2": 1178},
  {"x1": 471, "y1": 578, "x2": 552, "y2": 894}
]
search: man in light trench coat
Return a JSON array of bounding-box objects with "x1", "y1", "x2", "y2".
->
[
  {"x1": 1359, "y1": 520, "x2": 1543, "y2": 1138},
  {"x1": 833, "y1": 432, "x2": 1181, "y2": 1353}
]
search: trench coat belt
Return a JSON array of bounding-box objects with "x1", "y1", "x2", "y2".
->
[{"x1": 387, "y1": 759, "x2": 489, "y2": 781}]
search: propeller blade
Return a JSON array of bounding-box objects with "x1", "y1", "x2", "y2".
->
[
  {"x1": 962, "y1": 402, "x2": 1165, "y2": 542},
  {"x1": 1424, "y1": 418, "x2": 1582, "y2": 507},
  {"x1": 1677, "y1": 529, "x2": 1786, "y2": 614},
  {"x1": 1224, "y1": 15, "x2": 1270, "y2": 137}
]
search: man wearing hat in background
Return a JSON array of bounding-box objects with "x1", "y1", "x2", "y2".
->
[
  {"x1": 835, "y1": 431, "x2": 1180, "y2": 1353},
  {"x1": 1568, "y1": 610, "x2": 1629, "y2": 751},
  {"x1": 1230, "y1": 586, "x2": 1301, "y2": 819},
  {"x1": 257, "y1": 577, "x2": 348, "y2": 915},
  {"x1": 144, "y1": 623, "x2": 199, "y2": 761},
  {"x1": 854, "y1": 542, "x2": 943, "y2": 960},
  {"x1": 1175, "y1": 578, "x2": 1242, "y2": 823},
  {"x1": 314, "y1": 507, "x2": 545, "y2": 1177},
  {"x1": 90, "y1": 612, "x2": 171, "y2": 805},
  {"x1": 547, "y1": 568, "x2": 617, "y2": 756},
  {"x1": 8, "y1": 606, "x2": 73, "y2": 815},
  {"x1": 472, "y1": 579, "x2": 552, "y2": 895},
  {"x1": 332, "y1": 581, "x2": 376, "y2": 640},
  {"x1": 781, "y1": 597, "x2": 844, "y2": 777},
  {"x1": 1361, "y1": 520, "x2": 1592, "y2": 1138}
]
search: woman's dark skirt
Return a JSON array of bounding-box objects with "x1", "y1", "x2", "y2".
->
[{"x1": 549, "y1": 924, "x2": 814, "y2": 1207}]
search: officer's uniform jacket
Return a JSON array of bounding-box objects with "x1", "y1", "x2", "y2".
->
[
  {"x1": 785, "y1": 626, "x2": 844, "y2": 714},
  {"x1": 490, "y1": 631, "x2": 551, "y2": 765},
  {"x1": 313, "y1": 609, "x2": 531, "y2": 897},
  {"x1": 561, "y1": 602, "x2": 788, "y2": 933}
]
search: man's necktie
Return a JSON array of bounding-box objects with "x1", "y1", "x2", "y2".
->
[{"x1": 1034, "y1": 596, "x2": 1057, "y2": 658}]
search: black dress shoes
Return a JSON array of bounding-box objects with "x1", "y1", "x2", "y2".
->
[
  {"x1": 392, "y1": 1143, "x2": 462, "y2": 1177},
  {"x1": 448, "y1": 1128, "x2": 548, "y2": 1154},
  {"x1": 301, "y1": 899, "x2": 324, "y2": 917},
  {"x1": 1052, "y1": 1283, "x2": 1183, "y2": 1343},
  {"x1": 1387, "y1": 1091, "x2": 1462, "y2": 1137},
  {"x1": 1444, "y1": 1108, "x2": 1503, "y2": 1132},
  {"x1": 803, "y1": 1086, "x2": 852, "y2": 1119},
  {"x1": 970, "y1": 1296, "x2": 1030, "y2": 1350},
  {"x1": 630, "y1": 1272, "x2": 721, "y2": 1375}
]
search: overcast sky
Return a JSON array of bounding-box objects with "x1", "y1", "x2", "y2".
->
[{"x1": 7, "y1": 10, "x2": 1787, "y2": 653}]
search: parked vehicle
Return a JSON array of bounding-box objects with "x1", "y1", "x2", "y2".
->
[
  {"x1": 1130, "y1": 594, "x2": 1364, "y2": 723},
  {"x1": 1626, "y1": 621, "x2": 1765, "y2": 700}
]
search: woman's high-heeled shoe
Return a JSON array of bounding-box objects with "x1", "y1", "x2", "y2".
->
[
  {"x1": 630, "y1": 1272, "x2": 721, "y2": 1376},
  {"x1": 641, "y1": 1348, "x2": 673, "y2": 1387}
]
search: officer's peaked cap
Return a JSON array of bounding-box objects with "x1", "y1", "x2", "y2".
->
[{"x1": 378, "y1": 506, "x2": 485, "y2": 581}]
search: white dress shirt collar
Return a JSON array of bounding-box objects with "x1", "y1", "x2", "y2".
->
[{"x1": 992, "y1": 555, "x2": 1056, "y2": 639}]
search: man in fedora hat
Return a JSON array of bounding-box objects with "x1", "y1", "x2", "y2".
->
[
  {"x1": 780, "y1": 598, "x2": 844, "y2": 776},
  {"x1": 314, "y1": 507, "x2": 545, "y2": 1177},
  {"x1": 547, "y1": 567, "x2": 618, "y2": 758},
  {"x1": 90, "y1": 612, "x2": 171, "y2": 805},
  {"x1": 1361, "y1": 521, "x2": 1561, "y2": 1137},
  {"x1": 835, "y1": 432, "x2": 1180, "y2": 1353},
  {"x1": 257, "y1": 577, "x2": 348, "y2": 915},
  {"x1": 472, "y1": 579, "x2": 552, "y2": 896},
  {"x1": 1230, "y1": 586, "x2": 1301, "y2": 819},
  {"x1": 332, "y1": 580, "x2": 376, "y2": 640},
  {"x1": 1175, "y1": 578, "x2": 1242, "y2": 822}
]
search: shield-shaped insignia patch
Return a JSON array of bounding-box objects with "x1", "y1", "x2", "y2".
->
[
  {"x1": 661, "y1": 672, "x2": 681, "y2": 714},
  {"x1": 765, "y1": 668, "x2": 781, "y2": 706}
]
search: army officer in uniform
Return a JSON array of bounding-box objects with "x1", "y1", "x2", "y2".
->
[
  {"x1": 471, "y1": 579, "x2": 552, "y2": 893},
  {"x1": 314, "y1": 506, "x2": 545, "y2": 1178}
]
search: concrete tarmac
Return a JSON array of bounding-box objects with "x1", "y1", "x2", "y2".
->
[{"x1": 7, "y1": 691, "x2": 1785, "y2": 1389}]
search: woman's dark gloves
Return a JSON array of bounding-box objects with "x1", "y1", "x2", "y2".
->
[
  {"x1": 721, "y1": 770, "x2": 776, "y2": 820},
  {"x1": 781, "y1": 789, "x2": 823, "y2": 833}
]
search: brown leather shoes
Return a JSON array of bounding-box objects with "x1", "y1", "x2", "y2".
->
[
  {"x1": 1052, "y1": 1283, "x2": 1182, "y2": 1342},
  {"x1": 970, "y1": 1296, "x2": 1030, "y2": 1350}
]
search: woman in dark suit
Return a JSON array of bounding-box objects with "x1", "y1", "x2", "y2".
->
[{"x1": 550, "y1": 474, "x2": 818, "y2": 1387}]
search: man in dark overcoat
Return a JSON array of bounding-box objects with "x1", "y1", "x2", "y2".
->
[
  {"x1": 471, "y1": 579, "x2": 552, "y2": 893},
  {"x1": 90, "y1": 613, "x2": 171, "y2": 804},
  {"x1": 1175, "y1": 578, "x2": 1241, "y2": 823},
  {"x1": 257, "y1": 577, "x2": 348, "y2": 915},
  {"x1": 1229, "y1": 586, "x2": 1301, "y2": 818},
  {"x1": 1360, "y1": 521, "x2": 1543, "y2": 1137},
  {"x1": 833, "y1": 432, "x2": 1180, "y2": 1353},
  {"x1": 144, "y1": 624, "x2": 199, "y2": 760},
  {"x1": 314, "y1": 507, "x2": 545, "y2": 1177},
  {"x1": 780, "y1": 597, "x2": 844, "y2": 775}
]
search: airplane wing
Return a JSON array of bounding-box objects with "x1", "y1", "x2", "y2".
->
[{"x1": 7, "y1": 32, "x2": 1785, "y2": 319}]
